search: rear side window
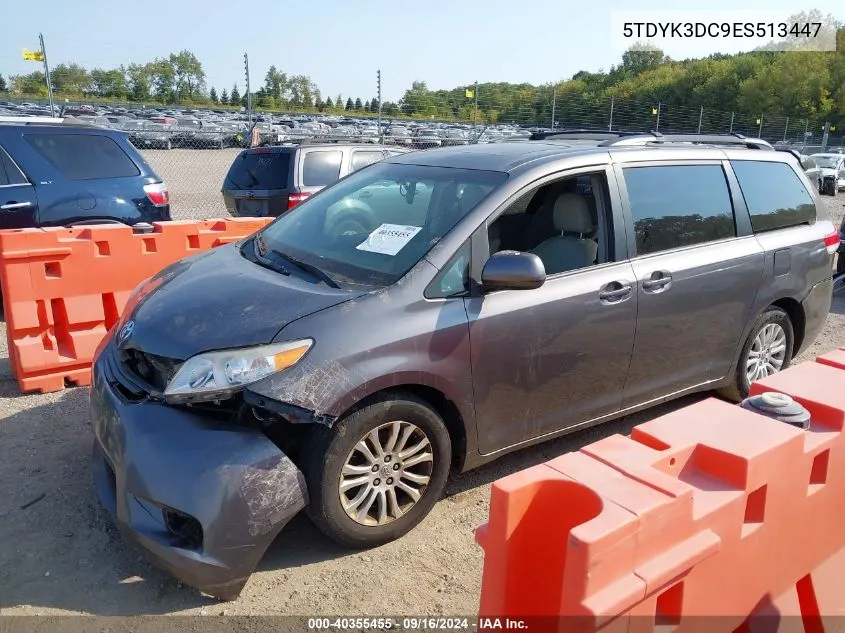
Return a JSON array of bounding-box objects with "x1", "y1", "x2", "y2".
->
[
  {"x1": 0, "y1": 147, "x2": 28, "y2": 186},
  {"x1": 224, "y1": 150, "x2": 291, "y2": 190},
  {"x1": 302, "y1": 150, "x2": 342, "y2": 186},
  {"x1": 350, "y1": 151, "x2": 384, "y2": 172},
  {"x1": 24, "y1": 134, "x2": 140, "y2": 181},
  {"x1": 730, "y1": 160, "x2": 815, "y2": 232},
  {"x1": 622, "y1": 164, "x2": 736, "y2": 256}
]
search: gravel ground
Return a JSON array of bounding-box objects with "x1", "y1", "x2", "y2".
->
[
  {"x1": 0, "y1": 191, "x2": 843, "y2": 618},
  {"x1": 141, "y1": 148, "x2": 239, "y2": 220}
]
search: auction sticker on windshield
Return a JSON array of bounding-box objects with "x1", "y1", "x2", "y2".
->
[{"x1": 356, "y1": 224, "x2": 422, "y2": 256}]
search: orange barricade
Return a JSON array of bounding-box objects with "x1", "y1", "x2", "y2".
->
[
  {"x1": 0, "y1": 218, "x2": 272, "y2": 393},
  {"x1": 476, "y1": 357, "x2": 845, "y2": 633}
]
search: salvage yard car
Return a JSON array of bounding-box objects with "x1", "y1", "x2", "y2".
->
[{"x1": 90, "y1": 132, "x2": 838, "y2": 599}]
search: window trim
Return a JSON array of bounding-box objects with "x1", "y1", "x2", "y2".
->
[
  {"x1": 468, "y1": 165, "x2": 628, "y2": 291},
  {"x1": 613, "y1": 159, "x2": 750, "y2": 260}
]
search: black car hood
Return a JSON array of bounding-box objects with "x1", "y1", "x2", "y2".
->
[{"x1": 119, "y1": 243, "x2": 363, "y2": 360}]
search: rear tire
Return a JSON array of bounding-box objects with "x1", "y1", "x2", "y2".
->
[
  {"x1": 718, "y1": 306, "x2": 794, "y2": 402},
  {"x1": 301, "y1": 393, "x2": 451, "y2": 549}
]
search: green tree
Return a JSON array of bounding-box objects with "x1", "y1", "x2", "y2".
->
[
  {"x1": 169, "y1": 50, "x2": 205, "y2": 100},
  {"x1": 354, "y1": 97, "x2": 362, "y2": 110},
  {"x1": 364, "y1": 99, "x2": 371, "y2": 111},
  {"x1": 0, "y1": 74, "x2": 6, "y2": 92},
  {"x1": 146, "y1": 58, "x2": 175, "y2": 102},
  {"x1": 264, "y1": 65, "x2": 288, "y2": 102},
  {"x1": 125, "y1": 63, "x2": 151, "y2": 101},
  {"x1": 325, "y1": 96, "x2": 334, "y2": 109},
  {"x1": 345, "y1": 97, "x2": 353, "y2": 110},
  {"x1": 220, "y1": 88, "x2": 229, "y2": 104},
  {"x1": 89, "y1": 68, "x2": 126, "y2": 98},
  {"x1": 230, "y1": 84, "x2": 240, "y2": 105},
  {"x1": 335, "y1": 94, "x2": 343, "y2": 109},
  {"x1": 51, "y1": 63, "x2": 91, "y2": 94},
  {"x1": 209, "y1": 86, "x2": 218, "y2": 103},
  {"x1": 11, "y1": 71, "x2": 47, "y2": 95},
  {"x1": 370, "y1": 97, "x2": 379, "y2": 112}
]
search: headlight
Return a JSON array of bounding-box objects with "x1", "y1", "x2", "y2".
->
[{"x1": 164, "y1": 339, "x2": 313, "y2": 402}]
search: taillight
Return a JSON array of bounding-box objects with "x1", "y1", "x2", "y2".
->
[
  {"x1": 824, "y1": 230, "x2": 840, "y2": 254},
  {"x1": 288, "y1": 192, "x2": 310, "y2": 209},
  {"x1": 143, "y1": 182, "x2": 169, "y2": 207}
]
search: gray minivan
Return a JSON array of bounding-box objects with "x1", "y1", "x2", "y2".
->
[{"x1": 91, "y1": 133, "x2": 838, "y2": 599}]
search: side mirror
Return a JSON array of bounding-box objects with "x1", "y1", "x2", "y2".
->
[{"x1": 481, "y1": 251, "x2": 546, "y2": 291}]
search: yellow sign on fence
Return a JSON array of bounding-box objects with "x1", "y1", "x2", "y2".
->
[
  {"x1": 22, "y1": 49, "x2": 44, "y2": 62},
  {"x1": 465, "y1": 89, "x2": 474, "y2": 99}
]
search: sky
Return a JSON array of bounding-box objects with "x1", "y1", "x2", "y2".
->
[{"x1": 1, "y1": 0, "x2": 841, "y2": 103}]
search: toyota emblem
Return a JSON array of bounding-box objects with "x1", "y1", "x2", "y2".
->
[{"x1": 118, "y1": 320, "x2": 135, "y2": 341}]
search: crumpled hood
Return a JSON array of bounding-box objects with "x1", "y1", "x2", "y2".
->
[
  {"x1": 119, "y1": 243, "x2": 363, "y2": 360},
  {"x1": 820, "y1": 167, "x2": 838, "y2": 177}
]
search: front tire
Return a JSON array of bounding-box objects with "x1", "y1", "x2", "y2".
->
[
  {"x1": 302, "y1": 393, "x2": 451, "y2": 549},
  {"x1": 719, "y1": 306, "x2": 794, "y2": 402}
]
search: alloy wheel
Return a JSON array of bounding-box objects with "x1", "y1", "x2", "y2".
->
[{"x1": 746, "y1": 323, "x2": 787, "y2": 384}]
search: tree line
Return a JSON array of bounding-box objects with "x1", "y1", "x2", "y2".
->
[{"x1": 3, "y1": 10, "x2": 845, "y2": 127}]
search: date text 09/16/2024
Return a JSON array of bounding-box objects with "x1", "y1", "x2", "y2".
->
[{"x1": 306, "y1": 617, "x2": 528, "y2": 631}]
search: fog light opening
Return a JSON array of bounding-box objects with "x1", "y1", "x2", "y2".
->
[{"x1": 162, "y1": 507, "x2": 203, "y2": 550}]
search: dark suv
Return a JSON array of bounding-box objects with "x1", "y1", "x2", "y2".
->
[
  {"x1": 91, "y1": 133, "x2": 837, "y2": 599},
  {"x1": 0, "y1": 116, "x2": 171, "y2": 228},
  {"x1": 222, "y1": 142, "x2": 408, "y2": 219}
]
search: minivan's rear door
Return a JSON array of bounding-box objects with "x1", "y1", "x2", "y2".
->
[
  {"x1": 222, "y1": 148, "x2": 292, "y2": 217},
  {"x1": 0, "y1": 145, "x2": 38, "y2": 228},
  {"x1": 296, "y1": 148, "x2": 344, "y2": 198}
]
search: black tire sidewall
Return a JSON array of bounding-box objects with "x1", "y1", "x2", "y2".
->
[
  {"x1": 737, "y1": 308, "x2": 794, "y2": 398},
  {"x1": 304, "y1": 395, "x2": 451, "y2": 548}
]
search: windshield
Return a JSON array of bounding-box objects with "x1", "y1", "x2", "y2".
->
[
  {"x1": 250, "y1": 162, "x2": 507, "y2": 288},
  {"x1": 812, "y1": 155, "x2": 840, "y2": 168}
]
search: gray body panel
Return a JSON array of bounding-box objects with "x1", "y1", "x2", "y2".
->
[{"x1": 90, "y1": 139, "x2": 836, "y2": 597}]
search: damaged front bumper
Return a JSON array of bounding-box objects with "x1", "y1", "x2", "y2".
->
[{"x1": 89, "y1": 346, "x2": 309, "y2": 600}]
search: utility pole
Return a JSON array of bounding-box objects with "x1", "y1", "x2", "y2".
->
[
  {"x1": 655, "y1": 102, "x2": 661, "y2": 132},
  {"x1": 377, "y1": 69, "x2": 382, "y2": 142},
  {"x1": 698, "y1": 106, "x2": 703, "y2": 133},
  {"x1": 783, "y1": 117, "x2": 789, "y2": 142},
  {"x1": 729, "y1": 111, "x2": 735, "y2": 133},
  {"x1": 473, "y1": 81, "x2": 478, "y2": 135},
  {"x1": 39, "y1": 33, "x2": 54, "y2": 117},
  {"x1": 551, "y1": 86, "x2": 556, "y2": 129},
  {"x1": 757, "y1": 114, "x2": 763, "y2": 138},
  {"x1": 822, "y1": 121, "x2": 830, "y2": 150},
  {"x1": 608, "y1": 95, "x2": 614, "y2": 131},
  {"x1": 244, "y1": 53, "x2": 252, "y2": 129}
]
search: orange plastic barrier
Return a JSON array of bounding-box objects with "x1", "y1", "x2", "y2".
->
[
  {"x1": 0, "y1": 218, "x2": 272, "y2": 393},
  {"x1": 476, "y1": 357, "x2": 845, "y2": 633}
]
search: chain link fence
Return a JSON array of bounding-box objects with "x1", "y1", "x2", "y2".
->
[{"x1": 2, "y1": 91, "x2": 842, "y2": 219}]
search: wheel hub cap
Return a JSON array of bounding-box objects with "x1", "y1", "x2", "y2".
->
[
  {"x1": 339, "y1": 421, "x2": 434, "y2": 527},
  {"x1": 746, "y1": 323, "x2": 787, "y2": 384}
]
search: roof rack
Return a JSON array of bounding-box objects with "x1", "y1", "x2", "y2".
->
[
  {"x1": 530, "y1": 129, "x2": 649, "y2": 141},
  {"x1": 0, "y1": 115, "x2": 95, "y2": 127},
  {"x1": 599, "y1": 132, "x2": 773, "y2": 150}
]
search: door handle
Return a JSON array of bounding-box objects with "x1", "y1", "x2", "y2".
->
[
  {"x1": 642, "y1": 271, "x2": 672, "y2": 292},
  {"x1": 599, "y1": 282, "x2": 633, "y2": 303},
  {"x1": 0, "y1": 201, "x2": 32, "y2": 210}
]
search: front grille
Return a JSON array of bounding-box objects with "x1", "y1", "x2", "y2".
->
[{"x1": 119, "y1": 348, "x2": 180, "y2": 392}]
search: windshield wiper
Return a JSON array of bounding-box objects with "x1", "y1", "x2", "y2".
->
[{"x1": 269, "y1": 249, "x2": 340, "y2": 288}]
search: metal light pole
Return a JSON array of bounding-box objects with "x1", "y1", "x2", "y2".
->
[
  {"x1": 551, "y1": 86, "x2": 556, "y2": 129},
  {"x1": 783, "y1": 117, "x2": 789, "y2": 142},
  {"x1": 697, "y1": 106, "x2": 703, "y2": 133},
  {"x1": 655, "y1": 102, "x2": 661, "y2": 132},
  {"x1": 473, "y1": 81, "x2": 478, "y2": 134},
  {"x1": 729, "y1": 111, "x2": 735, "y2": 133},
  {"x1": 244, "y1": 53, "x2": 252, "y2": 129},
  {"x1": 608, "y1": 95, "x2": 614, "y2": 131},
  {"x1": 39, "y1": 33, "x2": 54, "y2": 117},
  {"x1": 758, "y1": 114, "x2": 763, "y2": 138},
  {"x1": 377, "y1": 69, "x2": 382, "y2": 142}
]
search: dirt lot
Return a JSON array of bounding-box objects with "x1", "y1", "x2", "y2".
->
[
  {"x1": 141, "y1": 148, "x2": 239, "y2": 220},
  {"x1": 0, "y1": 195, "x2": 843, "y2": 617}
]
